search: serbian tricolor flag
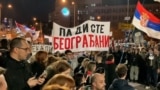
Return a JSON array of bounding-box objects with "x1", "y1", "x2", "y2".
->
[
  {"x1": 32, "y1": 31, "x2": 40, "y2": 41},
  {"x1": 15, "y1": 21, "x2": 37, "y2": 36},
  {"x1": 15, "y1": 21, "x2": 32, "y2": 35},
  {"x1": 132, "y1": 1, "x2": 160, "y2": 39}
]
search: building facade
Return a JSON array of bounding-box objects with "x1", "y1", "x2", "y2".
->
[{"x1": 51, "y1": 0, "x2": 160, "y2": 39}]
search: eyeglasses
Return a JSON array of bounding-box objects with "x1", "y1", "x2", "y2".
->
[{"x1": 17, "y1": 47, "x2": 30, "y2": 51}]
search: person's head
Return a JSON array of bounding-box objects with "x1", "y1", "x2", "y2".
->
[
  {"x1": 91, "y1": 73, "x2": 105, "y2": 90},
  {"x1": 54, "y1": 51, "x2": 61, "y2": 57},
  {"x1": 115, "y1": 64, "x2": 128, "y2": 79},
  {"x1": 52, "y1": 60, "x2": 72, "y2": 76},
  {"x1": 10, "y1": 38, "x2": 31, "y2": 61},
  {"x1": 86, "y1": 61, "x2": 96, "y2": 73},
  {"x1": 81, "y1": 58, "x2": 90, "y2": 68},
  {"x1": 95, "y1": 54, "x2": 102, "y2": 63},
  {"x1": 107, "y1": 54, "x2": 114, "y2": 62},
  {"x1": 65, "y1": 50, "x2": 74, "y2": 60},
  {"x1": 141, "y1": 48, "x2": 146, "y2": 53},
  {"x1": 44, "y1": 74, "x2": 75, "y2": 90},
  {"x1": 35, "y1": 51, "x2": 48, "y2": 63},
  {"x1": 0, "y1": 39, "x2": 8, "y2": 49},
  {"x1": 77, "y1": 56, "x2": 85, "y2": 64},
  {"x1": 46, "y1": 55, "x2": 58, "y2": 66},
  {"x1": 42, "y1": 84, "x2": 70, "y2": 90},
  {"x1": 148, "y1": 47, "x2": 153, "y2": 54},
  {"x1": 95, "y1": 67, "x2": 105, "y2": 75}
]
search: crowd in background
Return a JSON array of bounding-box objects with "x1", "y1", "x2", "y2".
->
[{"x1": 0, "y1": 38, "x2": 160, "y2": 90}]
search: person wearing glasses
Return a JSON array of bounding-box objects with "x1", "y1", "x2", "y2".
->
[{"x1": 1, "y1": 37, "x2": 45, "y2": 90}]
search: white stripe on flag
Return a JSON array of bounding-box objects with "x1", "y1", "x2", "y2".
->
[{"x1": 132, "y1": 16, "x2": 160, "y2": 39}]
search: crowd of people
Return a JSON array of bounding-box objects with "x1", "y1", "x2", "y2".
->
[{"x1": 0, "y1": 37, "x2": 160, "y2": 90}]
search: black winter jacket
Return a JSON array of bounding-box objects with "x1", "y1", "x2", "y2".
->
[
  {"x1": 3, "y1": 55, "x2": 33, "y2": 90},
  {"x1": 108, "y1": 78, "x2": 134, "y2": 90}
]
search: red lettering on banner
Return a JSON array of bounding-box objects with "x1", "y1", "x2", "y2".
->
[
  {"x1": 53, "y1": 37, "x2": 59, "y2": 49},
  {"x1": 76, "y1": 36, "x2": 81, "y2": 48},
  {"x1": 87, "y1": 34, "x2": 110, "y2": 48},
  {"x1": 99, "y1": 35, "x2": 104, "y2": 47},
  {"x1": 88, "y1": 34, "x2": 94, "y2": 47},
  {"x1": 59, "y1": 38, "x2": 64, "y2": 50},
  {"x1": 83, "y1": 35, "x2": 88, "y2": 48},
  {"x1": 65, "y1": 38, "x2": 70, "y2": 49},
  {"x1": 53, "y1": 34, "x2": 110, "y2": 51},
  {"x1": 71, "y1": 37, "x2": 75, "y2": 49},
  {"x1": 105, "y1": 36, "x2": 109, "y2": 47},
  {"x1": 95, "y1": 35, "x2": 99, "y2": 47}
]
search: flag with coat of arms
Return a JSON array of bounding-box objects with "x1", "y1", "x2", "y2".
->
[
  {"x1": 132, "y1": 1, "x2": 160, "y2": 39},
  {"x1": 15, "y1": 21, "x2": 40, "y2": 40}
]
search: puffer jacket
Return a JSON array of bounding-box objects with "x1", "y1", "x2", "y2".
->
[{"x1": 108, "y1": 78, "x2": 135, "y2": 90}]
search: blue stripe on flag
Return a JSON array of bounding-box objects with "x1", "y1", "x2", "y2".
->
[{"x1": 134, "y1": 10, "x2": 160, "y2": 31}]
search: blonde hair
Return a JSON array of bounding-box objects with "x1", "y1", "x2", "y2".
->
[
  {"x1": 35, "y1": 51, "x2": 48, "y2": 63},
  {"x1": 81, "y1": 58, "x2": 90, "y2": 68},
  {"x1": 86, "y1": 61, "x2": 96, "y2": 72},
  {"x1": 45, "y1": 55, "x2": 59, "y2": 66},
  {"x1": 43, "y1": 74, "x2": 75, "y2": 89},
  {"x1": 52, "y1": 60, "x2": 72, "y2": 74},
  {"x1": 42, "y1": 84, "x2": 70, "y2": 90}
]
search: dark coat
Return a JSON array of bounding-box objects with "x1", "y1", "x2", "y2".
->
[
  {"x1": 74, "y1": 64, "x2": 85, "y2": 74},
  {"x1": 106, "y1": 63, "x2": 116, "y2": 89},
  {"x1": 31, "y1": 61, "x2": 45, "y2": 78},
  {"x1": 3, "y1": 54, "x2": 33, "y2": 90},
  {"x1": 31, "y1": 61, "x2": 46, "y2": 90},
  {"x1": 108, "y1": 79, "x2": 134, "y2": 90}
]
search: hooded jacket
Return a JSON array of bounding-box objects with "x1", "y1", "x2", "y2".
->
[{"x1": 108, "y1": 78, "x2": 134, "y2": 90}]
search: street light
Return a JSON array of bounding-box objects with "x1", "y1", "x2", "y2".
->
[
  {"x1": 7, "y1": 4, "x2": 12, "y2": 9},
  {"x1": 62, "y1": 0, "x2": 66, "y2": 3},
  {"x1": 97, "y1": 16, "x2": 101, "y2": 20},
  {"x1": 33, "y1": 17, "x2": 37, "y2": 21},
  {"x1": 0, "y1": 3, "x2": 13, "y2": 30}
]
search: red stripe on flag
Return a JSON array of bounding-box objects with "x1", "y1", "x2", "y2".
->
[{"x1": 136, "y1": 1, "x2": 160, "y2": 24}]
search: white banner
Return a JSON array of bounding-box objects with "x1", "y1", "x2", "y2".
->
[
  {"x1": 52, "y1": 20, "x2": 111, "y2": 52},
  {"x1": 32, "y1": 44, "x2": 53, "y2": 55}
]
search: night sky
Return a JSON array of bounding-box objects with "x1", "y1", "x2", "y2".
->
[
  {"x1": 0, "y1": 0, "x2": 158, "y2": 24},
  {"x1": 0, "y1": 0, "x2": 55, "y2": 23},
  {"x1": 102, "y1": 0, "x2": 157, "y2": 5}
]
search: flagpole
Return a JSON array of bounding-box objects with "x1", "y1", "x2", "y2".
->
[{"x1": 39, "y1": 22, "x2": 44, "y2": 44}]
